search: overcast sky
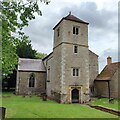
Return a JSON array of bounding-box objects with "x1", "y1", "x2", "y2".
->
[{"x1": 23, "y1": 0, "x2": 118, "y2": 72}]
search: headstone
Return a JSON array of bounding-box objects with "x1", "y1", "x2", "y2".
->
[
  {"x1": 42, "y1": 93, "x2": 47, "y2": 101},
  {"x1": 109, "y1": 98, "x2": 114, "y2": 104},
  {"x1": 0, "y1": 107, "x2": 6, "y2": 119}
]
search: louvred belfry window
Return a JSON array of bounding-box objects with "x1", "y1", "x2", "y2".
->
[
  {"x1": 73, "y1": 26, "x2": 79, "y2": 35},
  {"x1": 73, "y1": 68, "x2": 79, "y2": 76}
]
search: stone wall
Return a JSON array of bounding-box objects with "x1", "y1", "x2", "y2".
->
[
  {"x1": 110, "y1": 69, "x2": 119, "y2": 98},
  {"x1": 16, "y1": 71, "x2": 46, "y2": 95},
  {"x1": 94, "y1": 69, "x2": 119, "y2": 98},
  {"x1": 43, "y1": 53, "x2": 53, "y2": 98},
  {"x1": 59, "y1": 43, "x2": 90, "y2": 103},
  {"x1": 89, "y1": 50, "x2": 98, "y2": 96},
  {"x1": 94, "y1": 81, "x2": 109, "y2": 97}
]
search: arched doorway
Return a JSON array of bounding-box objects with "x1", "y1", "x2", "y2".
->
[{"x1": 72, "y1": 88, "x2": 79, "y2": 103}]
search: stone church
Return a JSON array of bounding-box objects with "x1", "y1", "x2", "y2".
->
[{"x1": 16, "y1": 13, "x2": 99, "y2": 103}]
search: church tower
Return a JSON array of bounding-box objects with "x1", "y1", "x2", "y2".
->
[{"x1": 50, "y1": 13, "x2": 90, "y2": 103}]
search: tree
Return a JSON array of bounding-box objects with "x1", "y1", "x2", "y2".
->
[
  {"x1": 1, "y1": 0, "x2": 50, "y2": 78},
  {"x1": 35, "y1": 52, "x2": 47, "y2": 59},
  {"x1": 16, "y1": 36, "x2": 37, "y2": 59}
]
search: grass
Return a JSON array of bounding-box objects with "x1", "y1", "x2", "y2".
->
[
  {"x1": 90, "y1": 98, "x2": 119, "y2": 111},
  {"x1": 1, "y1": 92, "x2": 118, "y2": 118}
]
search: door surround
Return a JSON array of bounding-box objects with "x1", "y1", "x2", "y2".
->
[{"x1": 69, "y1": 85, "x2": 82, "y2": 103}]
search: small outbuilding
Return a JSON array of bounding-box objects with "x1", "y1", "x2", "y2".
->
[{"x1": 94, "y1": 57, "x2": 120, "y2": 98}]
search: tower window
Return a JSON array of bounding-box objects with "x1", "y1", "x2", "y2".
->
[
  {"x1": 57, "y1": 27, "x2": 60, "y2": 37},
  {"x1": 29, "y1": 73, "x2": 35, "y2": 87},
  {"x1": 72, "y1": 68, "x2": 79, "y2": 76},
  {"x1": 73, "y1": 27, "x2": 75, "y2": 34},
  {"x1": 73, "y1": 26, "x2": 79, "y2": 35},
  {"x1": 47, "y1": 67, "x2": 50, "y2": 82},
  {"x1": 74, "y1": 45, "x2": 78, "y2": 53}
]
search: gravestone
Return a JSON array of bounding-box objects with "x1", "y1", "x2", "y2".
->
[{"x1": 0, "y1": 107, "x2": 6, "y2": 119}]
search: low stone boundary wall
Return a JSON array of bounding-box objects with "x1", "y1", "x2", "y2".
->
[{"x1": 89, "y1": 105, "x2": 120, "y2": 116}]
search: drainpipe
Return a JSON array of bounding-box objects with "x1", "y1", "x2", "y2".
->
[{"x1": 108, "y1": 80, "x2": 111, "y2": 100}]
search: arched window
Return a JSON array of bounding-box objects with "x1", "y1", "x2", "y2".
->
[{"x1": 29, "y1": 73, "x2": 35, "y2": 87}]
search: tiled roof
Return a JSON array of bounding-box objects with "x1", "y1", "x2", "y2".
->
[
  {"x1": 18, "y1": 58, "x2": 46, "y2": 72},
  {"x1": 64, "y1": 14, "x2": 89, "y2": 24},
  {"x1": 95, "y1": 62, "x2": 120, "y2": 81},
  {"x1": 53, "y1": 13, "x2": 89, "y2": 30}
]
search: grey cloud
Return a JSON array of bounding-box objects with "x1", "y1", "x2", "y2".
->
[
  {"x1": 58, "y1": 0, "x2": 118, "y2": 61},
  {"x1": 118, "y1": 2, "x2": 120, "y2": 39},
  {"x1": 99, "y1": 48, "x2": 118, "y2": 72},
  {"x1": 77, "y1": 2, "x2": 117, "y2": 30},
  {"x1": 59, "y1": 2, "x2": 117, "y2": 41},
  {"x1": 23, "y1": 7, "x2": 68, "y2": 54},
  {"x1": 23, "y1": 1, "x2": 117, "y2": 58},
  {"x1": 59, "y1": 2, "x2": 117, "y2": 30}
]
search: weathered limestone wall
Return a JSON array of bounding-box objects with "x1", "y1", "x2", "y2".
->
[
  {"x1": 89, "y1": 50, "x2": 98, "y2": 86},
  {"x1": 59, "y1": 19, "x2": 89, "y2": 103},
  {"x1": 110, "y1": 70, "x2": 119, "y2": 98},
  {"x1": 94, "y1": 81, "x2": 109, "y2": 97},
  {"x1": 89, "y1": 50, "x2": 98, "y2": 96},
  {"x1": 51, "y1": 45, "x2": 63, "y2": 102},
  {"x1": 62, "y1": 20, "x2": 88, "y2": 46},
  {"x1": 45, "y1": 44, "x2": 63, "y2": 102},
  {"x1": 16, "y1": 71, "x2": 46, "y2": 95},
  {"x1": 43, "y1": 53, "x2": 54, "y2": 99},
  {"x1": 59, "y1": 44, "x2": 90, "y2": 103},
  {"x1": 53, "y1": 20, "x2": 64, "y2": 48}
]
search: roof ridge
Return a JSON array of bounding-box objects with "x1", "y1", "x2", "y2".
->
[
  {"x1": 19, "y1": 58, "x2": 42, "y2": 61},
  {"x1": 64, "y1": 14, "x2": 89, "y2": 24},
  {"x1": 53, "y1": 13, "x2": 89, "y2": 30}
]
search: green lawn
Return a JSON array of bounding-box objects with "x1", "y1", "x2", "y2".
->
[
  {"x1": 90, "y1": 98, "x2": 119, "y2": 111},
  {"x1": 1, "y1": 92, "x2": 118, "y2": 118}
]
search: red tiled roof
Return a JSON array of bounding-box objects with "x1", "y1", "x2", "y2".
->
[
  {"x1": 95, "y1": 62, "x2": 120, "y2": 81},
  {"x1": 53, "y1": 14, "x2": 89, "y2": 30}
]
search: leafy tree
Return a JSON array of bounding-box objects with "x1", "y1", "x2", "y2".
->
[
  {"x1": 1, "y1": 0, "x2": 50, "y2": 78},
  {"x1": 35, "y1": 52, "x2": 47, "y2": 59},
  {"x1": 16, "y1": 36, "x2": 37, "y2": 59}
]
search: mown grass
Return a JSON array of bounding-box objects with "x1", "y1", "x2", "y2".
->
[
  {"x1": 90, "y1": 98, "x2": 119, "y2": 111},
  {"x1": 1, "y1": 92, "x2": 118, "y2": 118}
]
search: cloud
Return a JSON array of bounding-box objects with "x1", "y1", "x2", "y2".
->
[
  {"x1": 57, "y1": 1, "x2": 117, "y2": 31},
  {"x1": 99, "y1": 48, "x2": 118, "y2": 72},
  {"x1": 118, "y1": 2, "x2": 120, "y2": 39},
  {"x1": 23, "y1": 0, "x2": 118, "y2": 72}
]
